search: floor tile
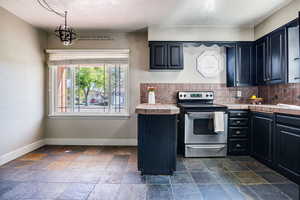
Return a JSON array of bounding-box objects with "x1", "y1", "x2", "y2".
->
[
  {"x1": 99, "y1": 171, "x2": 125, "y2": 184},
  {"x1": 146, "y1": 184, "x2": 172, "y2": 200},
  {"x1": 172, "y1": 183, "x2": 202, "y2": 200},
  {"x1": 0, "y1": 181, "x2": 19, "y2": 198},
  {"x1": 256, "y1": 171, "x2": 290, "y2": 184},
  {"x1": 245, "y1": 161, "x2": 272, "y2": 172},
  {"x1": 221, "y1": 184, "x2": 255, "y2": 200},
  {"x1": 170, "y1": 171, "x2": 194, "y2": 184},
  {"x1": 19, "y1": 153, "x2": 48, "y2": 161},
  {"x1": 0, "y1": 182, "x2": 40, "y2": 200},
  {"x1": 248, "y1": 184, "x2": 291, "y2": 200},
  {"x1": 146, "y1": 175, "x2": 170, "y2": 184},
  {"x1": 223, "y1": 160, "x2": 249, "y2": 172},
  {"x1": 191, "y1": 171, "x2": 219, "y2": 184},
  {"x1": 211, "y1": 170, "x2": 241, "y2": 184},
  {"x1": 232, "y1": 171, "x2": 268, "y2": 185},
  {"x1": 122, "y1": 172, "x2": 146, "y2": 184},
  {"x1": 31, "y1": 183, "x2": 68, "y2": 199},
  {"x1": 184, "y1": 160, "x2": 208, "y2": 171},
  {"x1": 273, "y1": 183, "x2": 299, "y2": 200},
  {"x1": 57, "y1": 183, "x2": 95, "y2": 200},
  {"x1": 198, "y1": 184, "x2": 231, "y2": 200},
  {"x1": 117, "y1": 184, "x2": 147, "y2": 200},
  {"x1": 88, "y1": 184, "x2": 120, "y2": 200}
]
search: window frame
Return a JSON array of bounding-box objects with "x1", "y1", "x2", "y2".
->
[{"x1": 48, "y1": 63, "x2": 130, "y2": 118}]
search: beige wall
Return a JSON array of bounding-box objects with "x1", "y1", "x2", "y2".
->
[
  {"x1": 46, "y1": 31, "x2": 233, "y2": 140},
  {"x1": 255, "y1": 0, "x2": 300, "y2": 40},
  {"x1": 148, "y1": 26, "x2": 254, "y2": 41},
  {"x1": 0, "y1": 7, "x2": 47, "y2": 156}
]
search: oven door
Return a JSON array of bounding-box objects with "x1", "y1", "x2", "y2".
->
[{"x1": 185, "y1": 112, "x2": 228, "y2": 144}]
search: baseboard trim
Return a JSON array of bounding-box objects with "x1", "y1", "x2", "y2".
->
[
  {"x1": 0, "y1": 140, "x2": 45, "y2": 166},
  {"x1": 44, "y1": 138, "x2": 137, "y2": 146}
]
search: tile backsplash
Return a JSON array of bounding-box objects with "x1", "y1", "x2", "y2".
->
[
  {"x1": 140, "y1": 83, "x2": 258, "y2": 104},
  {"x1": 140, "y1": 83, "x2": 300, "y2": 106},
  {"x1": 258, "y1": 83, "x2": 300, "y2": 106}
]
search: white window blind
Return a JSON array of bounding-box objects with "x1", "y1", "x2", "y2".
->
[{"x1": 46, "y1": 49, "x2": 130, "y2": 65}]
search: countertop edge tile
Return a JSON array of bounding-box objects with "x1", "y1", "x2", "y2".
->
[{"x1": 135, "y1": 104, "x2": 180, "y2": 115}]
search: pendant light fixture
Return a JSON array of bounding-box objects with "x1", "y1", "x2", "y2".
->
[{"x1": 37, "y1": 0, "x2": 77, "y2": 46}]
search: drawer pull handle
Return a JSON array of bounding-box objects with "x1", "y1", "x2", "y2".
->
[
  {"x1": 236, "y1": 131, "x2": 241, "y2": 134},
  {"x1": 236, "y1": 121, "x2": 241, "y2": 124},
  {"x1": 237, "y1": 113, "x2": 241, "y2": 116},
  {"x1": 236, "y1": 144, "x2": 241, "y2": 148}
]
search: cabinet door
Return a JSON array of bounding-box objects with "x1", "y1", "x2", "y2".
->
[
  {"x1": 251, "y1": 113, "x2": 273, "y2": 166},
  {"x1": 226, "y1": 46, "x2": 237, "y2": 87},
  {"x1": 275, "y1": 124, "x2": 300, "y2": 183},
  {"x1": 268, "y1": 28, "x2": 287, "y2": 84},
  {"x1": 149, "y1": 42, "x2": 168, "y2": 69},
  {"x1": 236, "y1": 43, "x2": 253, "y2": 86},
  {"x1": 255, "y1": 37, "x2": 268, "y2": 85},
  {"x1": 168, "y1": 43, "x2": 183, "y2": 69},
  {"x1": 287, "y1": 21, "x2": 300, "y2": 83}
]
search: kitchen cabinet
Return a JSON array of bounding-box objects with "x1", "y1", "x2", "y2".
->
[
  {"x1": 275, "y1": 114, "x2": 300, "y2": 184},
  {"x1": 287, "y1": 19, "x2": 300, "y2": 83},
  {"x1": 138, "y1": 114, "x2": 177, "y2": 175},
  {"x1": 228, "y1": 110, "x2": 250, "y2": 155},
  {"x1": 251, "y1": 112, "x2": 274, "y2": 167},
  {"x1": 149, "y1": 42, "x2": 183, "y2": 70},
  {"x1": 226, "y1": 43, "x2": 254, "y2": 87},
  {"x1": 267, "y1": 28, "x2": 287, "y2": 84},
  {"x1": 254, "y1": 37, "x2": 268, "y2": 85}
]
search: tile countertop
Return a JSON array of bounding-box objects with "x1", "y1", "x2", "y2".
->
[
  {"x1": 135, "y1": 104, "x2": 180, "y2": 115},
  {"x1": 224, "y1": 104, "x2": 300, "y2": 116}
]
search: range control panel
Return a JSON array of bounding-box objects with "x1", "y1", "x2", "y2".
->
[{"x1": 178, "y1": 91, "x2": 214, "y2": 100}]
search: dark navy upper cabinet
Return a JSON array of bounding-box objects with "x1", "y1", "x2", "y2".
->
[
  {"x1": 254, "y1": 37, "x2": 268, "y2": 85},
  {"x1": 226, "y1": 43, "x2": 254, "y2": 87},
  {"x1": 168, "y1": 43, "x2": 184, "y2": 69},
  {"x1": 236, "y1": 42, "x2": 254, "y2": 86},
  {"x1": 149, "y1": 42, "x2": 168, "y2": 69},
  {"x1": 149, "y1": 42, "x2": 183, "y2": 70},
  {"x1": 267, "y1": 28, "x2": 287, "y2": 84}
]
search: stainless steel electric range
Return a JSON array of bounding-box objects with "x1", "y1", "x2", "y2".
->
[{"x1": 177, "y1": 91, "x2": 228, "y2": 157}]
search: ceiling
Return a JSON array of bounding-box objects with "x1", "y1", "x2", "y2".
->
[{"x1": 0, "y1": 0, "x2": 293, "y2": 32}]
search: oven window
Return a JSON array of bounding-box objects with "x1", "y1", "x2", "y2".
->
[{"x1": 193, "y1": 119, "x2": 215, "y2": 135}]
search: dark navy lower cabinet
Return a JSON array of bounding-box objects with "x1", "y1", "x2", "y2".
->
[
  {"x1": 275, "y1": 114, "x2": 300, "y2": 184},
  {"x1": 251, "y1": 112, "x2": 274, "y2": 167},
  {"x1": 138, "y1": 114, "x2": 177, "y2": 175}
]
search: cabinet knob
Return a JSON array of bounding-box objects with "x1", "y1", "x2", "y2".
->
[
  {"x1": 237, "y1": 113, "x2": 241, "y2": 116},
  {"x1": 236, "y1": 121, "x2": 241, "y2": 124},
  {"x1": 236, "y1": 144, "x2": 241, "y2": 148},
  {"x1": 236, "y1": 131, "x2": 241, "y2": 134}
]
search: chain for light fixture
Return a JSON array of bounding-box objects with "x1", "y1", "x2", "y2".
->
[{"x1": 37, "y1": 0, "x2": 77, "y2": 46}]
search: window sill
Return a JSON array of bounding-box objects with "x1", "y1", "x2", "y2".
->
[{"x1": 48, "y1": 113, "x2": 131, "y2": 120}]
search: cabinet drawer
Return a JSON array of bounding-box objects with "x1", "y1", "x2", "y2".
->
[
  {"x1": 276, "y1": 114, "x2": 300, "y2": 128},
  {"x1": 229, "y1": 127, "x2": 248, "y2": 138},
  {"x1": 229, "y1": 119, "x2": 248, "y2": 127},
  {"x1": 229, "y1": 110, "x2": 248, "y2": 118},
  {"x1": 228, "y1": 139, "x2": 249, "y2": 155}
]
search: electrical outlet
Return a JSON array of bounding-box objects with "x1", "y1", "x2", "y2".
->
[{"x1": 237, "y1": 91, "x2": 242, "y2": 98}]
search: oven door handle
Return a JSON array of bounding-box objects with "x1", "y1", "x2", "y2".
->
[
  {"x1": 186, "y1": 112, "x2": 216, "y2": 119},
  {"x1": 186, "y1": 145, "x2": 226, "y2": 150}
]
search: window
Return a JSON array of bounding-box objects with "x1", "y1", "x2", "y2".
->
[{"x1": 47, "y1": 50, "x2": 129, "y2": 117}]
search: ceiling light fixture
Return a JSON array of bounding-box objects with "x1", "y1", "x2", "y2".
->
[{"x1": 37, "y1": 0, "x2": 77, "y2": 46}]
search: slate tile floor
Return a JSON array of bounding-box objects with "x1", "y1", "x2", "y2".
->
[{"x1": 0, "y1": 146, "x2": 298, "y2": 200}]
